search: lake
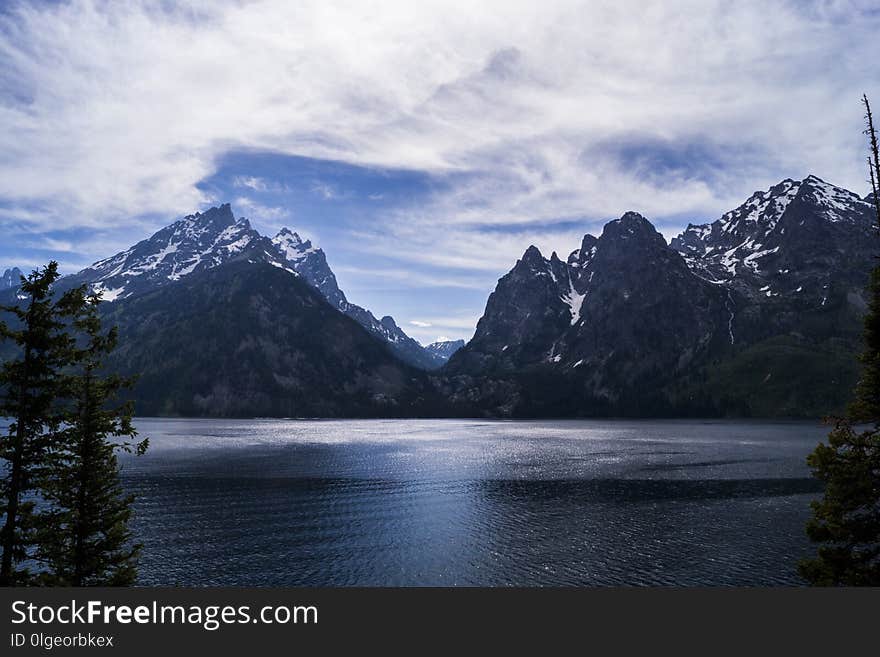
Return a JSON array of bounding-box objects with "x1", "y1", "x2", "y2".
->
[{"x1": 118, "y1": 418, "x2": 827, "y2": 586}]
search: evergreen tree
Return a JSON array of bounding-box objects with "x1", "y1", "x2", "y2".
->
[
  {"x1": 799, "y1": 97, "x2": 880, "y2": 585},
  {"x1": 864, "y1": 94, "x2": 880, "y2": 226},
  {"x1": 0, "y1": 263, "x2": 85, "y2": 586},
  {"x1": 850, "y1": 95, "x2": 880, "y2": 421},
  {"x1": 36, "y1": 292, "x2": 147, "y2": 586}
]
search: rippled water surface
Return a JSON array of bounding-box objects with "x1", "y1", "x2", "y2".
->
[{"x1": 118, "y1": 418, "x2": 826, "y2": 586}]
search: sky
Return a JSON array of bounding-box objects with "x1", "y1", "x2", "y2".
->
[{"x1": 1, "y1": 0, "x2": 879, "y2": 344}]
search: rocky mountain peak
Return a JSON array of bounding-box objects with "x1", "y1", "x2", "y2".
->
[
  {"x1": 62, "y1": 204, "x2": 274, "y2": 302},
  {"x1": 795, "y1": 174, "x2": 872, "y2": 222},
  {"x1": 519, "y1": 245, "x2": 546, "y2": 269},
  {"x1": 568, "y1": 234, "x2": 598, "y2": 268},
  {"x1": 601, "y1": 211, "x2": 665, "y2": 246},
  {"x1": 272, "y1": 228, "x2": 319, "y2": 264},
  {"x1": 30, "y1": 203, "x2": 443, "y2": 372},
  {"x1": 446, "y1": 209, "x2": 730, "y2": 405},
  {"x1": 581, "y1": 233, "x2": 598, "y2": 249},
  {"x1": 185, "y1": 203, "x2": 238, "y2": 232},
  {"x1": 448, "y1": 180, "x2": 879, "y2": 416},
  {"x1": 1, "y1": 267, "x2": 23, "y2": 291}
]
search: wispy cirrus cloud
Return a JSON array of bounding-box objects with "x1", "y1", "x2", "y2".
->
[
  {"x1": 232, "y1": 176, "x2": 281, "y2": 193},
  {"x1": 1, "y1": 0, "x2": 878, "y2": 236},
  {"x1": 334, "y1": 264, "x2": 490, "y2": 290},
  {"x1": 309, "y1": 182, "x2": 345, "y2": 201},
  {"x1": 232, "y1": 196, "x2": 289, "y2": 223}
]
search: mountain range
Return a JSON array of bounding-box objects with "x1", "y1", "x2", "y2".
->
[
  {"x1": 1, "y1": 174, "x2": 875, "y2": 417},
  {"x1": 444, "y1": 175, "x2": 875, "y2": 417}
]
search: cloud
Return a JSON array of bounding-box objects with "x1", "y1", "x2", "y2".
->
[
  {"x1": 1, "y1": 0, "x2": 879, "y2": 301},
  {"x1": 334, "y1": 264, "x2": 490, "y2": 289},
  {"x1": 35, "y1": 237, "x2": 76, "y2": 253},
  {"x1": 310, "y1": 182, "x2": 342, "y2": 200},
  {"x1": 232, "y1": 197, "x2": 289, "y2": 222},
  {"x1": 232, "y1": 176, "x2": 275, "y2": 192},
  {"x1": 402, "y1": 312, "x2": 483, "y2": 343}
]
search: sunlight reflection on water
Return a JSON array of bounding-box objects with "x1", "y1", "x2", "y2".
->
[{"x1": 120, "y1": 418, "x2": 824, "y2": 586}]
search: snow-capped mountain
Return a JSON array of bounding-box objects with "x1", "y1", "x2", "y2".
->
[
  {"x1": 1, "y1": 267, "x2": 22, "y2": 291},
  {"x1": 446, "y1": 176, "x2": 878, "y2": 417},
  {"x1": 60, "y1": 203, "x2": 437, "y2": 369},
  {"x1": 425, "y1": 339, "x2": 465, "y2": 363},
  {"x1": 671, "y1": 175, "x2": 876, "y2": 309},
  {"x1": 65, "y1": 204, "x2": 287, "y2": 301}
]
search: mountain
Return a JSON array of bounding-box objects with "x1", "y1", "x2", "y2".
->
[
  {"x1": 0, "y1": 207, "x2": 443, "y2": 416},
  {"x1": 445, "y1": 212, "x2": 731, "y2": 415},
  {"x1": 62, "y1": 204, "x2": 289, "y2": 301},
  {"x1": 56, "y1": 204, "x2": 435, "y2": 369},
  {"x1": 1, "y1": 267, "x2": 23, "y2": 291},
  {"x1": 425, "y1": 339, "x2": 465, "y2": 363},
  {"x1": 671, "y1": 175, "x2": 875, "y2": 324},
  {"x1": 271, "y1": 228, "x2": 441, "y2": 369},
  {"x1": 101, "y1": 260, "x2": 441, "y2": 417},
  {"x1": 445, "y1": 176, "x2": 876, "y2": 417},
  {"x1": 271, "y1": 228, "x2": 346, "y2": 307}
]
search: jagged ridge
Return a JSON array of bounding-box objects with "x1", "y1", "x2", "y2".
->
[{"x1": 445, "y1": 176, "x2": 876, "y2": 417}]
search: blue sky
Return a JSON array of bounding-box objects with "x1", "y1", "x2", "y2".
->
[{"x1": 1, "y1": 0, "x2": 879, "y2": 343}]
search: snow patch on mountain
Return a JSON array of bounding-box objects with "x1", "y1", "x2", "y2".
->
[
  {"x1": 562, "y1": 279, "x2": 586, "y2": 325},
  {"x1": 272, "y1": 228, "x2": 320, "y2": 263},
  {"x1": 91, "y1": 283, "x2": 125, "y2": 302}
]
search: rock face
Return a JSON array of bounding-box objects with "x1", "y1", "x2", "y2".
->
[
  {"x1": 1, "y1": 267, "x2": 22, "y2": 291},
  {"x1": 271, "y1": 228, "x2": 346, "y2": 307},
  {"x1": 101, "y1": 261, "x2": 441, "y2": 417},
  {"x1": 671, "y1": 175, "x2": 876, "y2": 343},
  {"x1": 425, "y1": 339, "x2": 466, "y2": 363},
  {"x1": 271, "y1": 228, "x2": 440, "y2": 369},
  {"x1": 445, "y1": 177, "x2": 877, "y2": 417},
  {"x1": 446, "y1": 212, "x2": 730, "y2": 415}
]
